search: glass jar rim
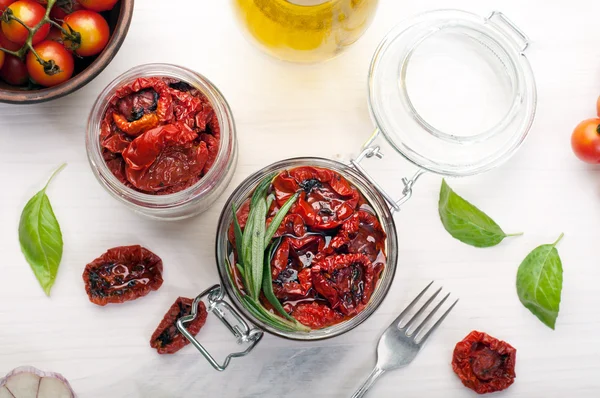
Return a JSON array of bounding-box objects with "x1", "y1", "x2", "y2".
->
[
  {"x1": 215, "y1": 157, "x2": 399, "y2": 341},
  {"x1": 86, "y1": 63, "x2": 235, "y2": 209},
  {"x1": 368, "y1": 9, "x2": 537, "y2": 177}
]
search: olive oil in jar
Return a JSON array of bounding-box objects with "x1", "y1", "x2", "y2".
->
[{"x1": 232, "y1": 0, "x2": 379, "y2": 63}]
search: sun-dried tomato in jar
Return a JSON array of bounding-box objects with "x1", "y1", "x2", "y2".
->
[
  {"x1": 82, "y1": 245, "x2": 163, "y2": 306},
  {"x1": 99, "y1": 76, "x2": 220, "y2": 195},
  {"x1": 150, "y1": 297, "x2": 208, "y2": 354},
  {"x1": 228, "y1": 166, "x2": 387, "y2": 330},
  {"x1": 452, "y1": 331, "x2": 517, "y2": 394}
]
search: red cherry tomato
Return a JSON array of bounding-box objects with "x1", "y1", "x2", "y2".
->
[
  {"x1": 78, "y1": 0, "x2": 117, "y2": 12},
  {"x1": 571, "y1": 119, "x2": 600, "y2": 164},
  {"x1": 45, "y1": 26, "x2": 63, "y2": 42},
  {"x1": 49, "y1": 1, "x2": 83, "y2": 21},
  {"x1": 62, "y1": 10, "x2": 109, "y2": 56},
  {"x1": 0, "y1": 51, "x2": 4, "y2": 69},
  {"x1": 0, "y1": 54, "x2": 28, "y2": 85},
  {"x1": 0, "y1": 0, "x2": 15, "y2": 11},
  {"x1": 0, "y1": 30, "x2": 20, "y2": 50},
  {"x1": 26, "y1": 40, "x2": 73, "y2": 87},
  {"x1": 1, "y1": 0, "x2": 50, "y2": 45}
]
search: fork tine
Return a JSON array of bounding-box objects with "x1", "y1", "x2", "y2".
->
[
  {"x1": 411, "y1": 292, "x2": 450, "y2": 336},
  {"x1": 389, "y1": 281, "x2": 434, "y2": 328},
  {"x1": 417, "y1": 298, "x2": 459, "y2": 344},
  {"x1": 403, "y1": 287, "x2": 442, "y2": 330}
]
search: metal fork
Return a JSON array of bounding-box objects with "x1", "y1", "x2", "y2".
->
[{"x1": 351, "y1": 282, "x2": 458, "y2": 398}]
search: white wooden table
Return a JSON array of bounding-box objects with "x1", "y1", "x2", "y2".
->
[{"x1": 1, "y1": 0, "x2": 600, "y2": 397}]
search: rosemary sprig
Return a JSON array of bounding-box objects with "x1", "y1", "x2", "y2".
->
[{"x1": 230, "y1": 175, "x2": 309, "y2": 332}]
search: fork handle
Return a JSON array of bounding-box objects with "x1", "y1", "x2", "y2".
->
[{"x1": 350, "y1": 367, "x2": 385, "y2": 398}]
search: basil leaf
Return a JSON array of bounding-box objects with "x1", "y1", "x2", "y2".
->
[
  {"x1": 18, "y1": 164, "x2": 66, "y2": 296},
  {"x1": 250, "y1": 197, "x2": 267, "y2": 300},
  {"x1": 516, "y1": 234, "x2": 564, "y2": 330},
  {"x1": 439, "y1": 179, "x2": 521, "y2": 248}
]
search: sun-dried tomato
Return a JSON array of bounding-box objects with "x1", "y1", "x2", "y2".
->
[
  {"x1": 311, "y1": 253, "x2": 383, "y2": 316},
  {"x1": 150, "y1": 297, "x2": 208, "y2": 354},
  {"x1": 271, "y1": 236, "x2": 325, "y2": 300},
  {"x1": 331, "y1": 210, "x2": 387, "y2": 263},
  {"x1": 291, "y1": 301, "x2": 343, "y2": 329},
  {"x1": 100, "y1": 77, "x2": 220, "y2": 195},
  {"x1": 272, "y1": 166, "x2": 359, "y2": 229},
  {"x1": 122, "y1": 123, "x2": 208, "y2": 193},
  {"x1": 452, "y1": 331, "x2": 517, "y2": 394},
  {"x1": 83, "y1": 245, "x2": 163, "y2": 306},
  {"x1": 268, "y1": 213, "x2": 307, "y2": 238}
]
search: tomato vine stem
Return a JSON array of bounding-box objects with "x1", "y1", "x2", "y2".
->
[{"x1": 0, "y1": 0, "x2": 78, "y2": 75}]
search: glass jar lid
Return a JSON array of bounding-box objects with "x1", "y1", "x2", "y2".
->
[{"x1": 368, "y1": 10, "x2": 537, "y2": 177}]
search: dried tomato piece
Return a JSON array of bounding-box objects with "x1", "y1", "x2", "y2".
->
[
  {"x1": 331, "y1": 210, "x2": 387, "y2": 263},
  {"x1": 267, "y1": 213, "x2": 306, "y2": 238},
  {"x1": 122, "y1": 123, "x2": 208, "y2": 193},
  {"x1": 114, "y1": 77, "x2": 173, "y2": 122},
  {"x1": 113, "y1": 113, "x2": 159, "y2": 136},
  {"x1": 200, "y1": 132, "x2": 219, "y2": 175},
  {"x1": 116, "y1": 88, "x2": 159, "y2": 122},
  {"x1": 291, "y1": 301, "x2": 343, "y2": 329},
  {"x1": 311, "y1": 253, "x2": 382, "y2": 316},
  {"x1": 150, "y1": 297, "x2": 208, "y2": 354},
  {"x1": 272, "y1": 166, "x2": 359, "y2": 229},
  {"x1": 82, "y1": 245, "x2": 163, "y2": 306},
  {"x1": 452, "y1": 331, "x2": 517, "y2": 394},
  {"x1": 272, "y1": 236, "x2": 325, "y2": 301}
]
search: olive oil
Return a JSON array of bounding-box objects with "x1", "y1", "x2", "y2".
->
[{"x1": 232, "y1": 0, "x2": 379, "y2": 63}]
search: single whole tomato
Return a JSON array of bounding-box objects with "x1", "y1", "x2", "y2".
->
[
  {"x1": 78, "y1": 0, "x2": 117, "y2": 12},
  {"x1": 0, "y1": 54, "x2": 28, "y2": 85},
  {"x1": 26, "y1": 40, "x2": 74, "y2": 87},
  {"x1": 62, "y1": 10, "x2": 109, "y2": 56},
  {"x1": 1, "y1": 0, "x2": 50, "y2": 45},
  {"x1": 571, "y1": 119, "x2": 600, "y2": 164}
]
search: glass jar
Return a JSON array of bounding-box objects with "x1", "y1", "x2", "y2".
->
[
  {"x1": 231, "y1": 0, "x2": 379, "y2": 63},
  {"x1": 86, "y1": 64, "x2": 238, "y2": 220}
]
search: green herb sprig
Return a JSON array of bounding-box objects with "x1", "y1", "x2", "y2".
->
[{"x1": 231, "y1": 175, "x2": 309, "y2": 332}]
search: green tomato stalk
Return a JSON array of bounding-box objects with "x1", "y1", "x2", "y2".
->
[{"x1": 0, "y1": 0, "x2": 80, "y2": 76}]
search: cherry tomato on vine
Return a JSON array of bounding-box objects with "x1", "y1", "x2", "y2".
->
[
  {"x1": 1, "y1": 0, "x2": 50, "y2": 45},
  {"x1": 45, "y1": 26, "x2": 63, "y2": 42},
  {"x1": 78, "y1": 0, "x2": 117, "y2": 12},
  {"x1": 0, "y1": 30, "x2": 20, "y2": 50},
  {"x1": 0, "y1": 0, "x2": 15, "y2": 11},
  {"x1": 26, "y1": 40, "x2": 73, "y2": 87},
  {"x1": 571, "y1": 119, "x2": 600, "y2": 164},
  {"x1": 0, "y1": 54, "x2": 28, "y2": 85},
  {"x1": 62, "y1": 10, "x2": 108, "y2": 56},
  {"x1": 49, "y1": 1, "x2": 83, "y2": 21}
]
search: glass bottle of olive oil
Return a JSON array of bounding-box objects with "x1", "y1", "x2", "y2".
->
[{"x1": 232, "y1": 0, "x2": 379, "y2": 63}]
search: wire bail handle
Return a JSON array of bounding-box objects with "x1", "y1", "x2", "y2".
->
[
  {"x1": 350, "y1": 129, "x2": 425, "y2": 213},
  {"x1": 177, "y1": 284, "x2": 264, "y2": 371}
]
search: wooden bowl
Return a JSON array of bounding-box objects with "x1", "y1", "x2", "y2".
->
[{"x1": 0, "y1": 0, "x2": 134, "y2": 104}]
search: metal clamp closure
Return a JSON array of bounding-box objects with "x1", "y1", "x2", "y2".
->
[
  {"x1": 177, "y1": 284, "x2": 264, "y2": 371},
  {"x1": 350, "y1": 144, "x2": 425, "y2": 213}
]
